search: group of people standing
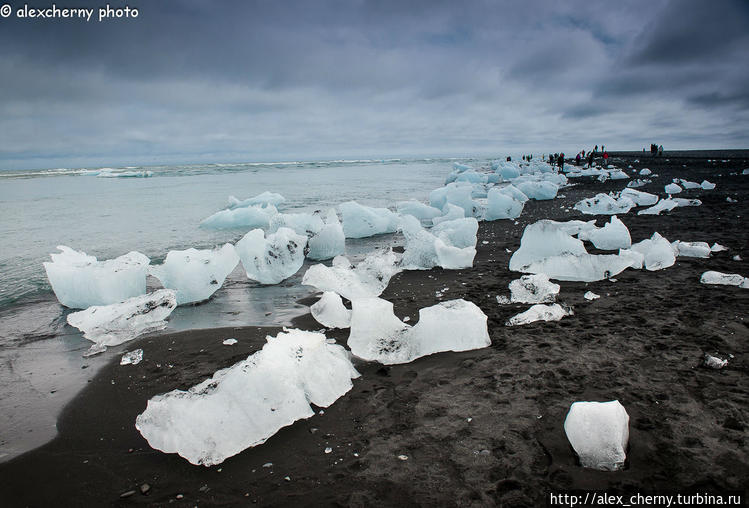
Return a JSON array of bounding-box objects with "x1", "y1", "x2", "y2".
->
[{"x1": 648, "y1": 143, "x2": 664, "y2": 156}]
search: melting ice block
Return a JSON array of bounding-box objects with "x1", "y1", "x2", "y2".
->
[
  {"x1": 630, "y1": 233, "x2": 675, "y2": 271},
  {"x1": 347, "y1": 298, "x2": 490, "y2": 364},
  {"x1": 577, "y1": 216, "x2": 632, "y2": 250},
  {"x1": 121, "y1": 349, "x2": 144, "y2": 365},
  {"x1": 269, "y1": 212, "x2": 324, "y2": 237},
  {"x1": 664, "y1": 183, "x2": 682, "y2": 194},
  {"x1": 497, "y1": 274, "x2": 560, "y2": 304},
  {"x1": 564, "y1": 400, "x2": 629, "y2": 471},
  {"x1": 701, "y1": 180, "x2": 716, "y2": 190},
  {"x1": 429, "y1": 183, "x2": 481, "y2": 217},
  {"x1": 400, "y1": 216, "x2": 477, "y2": 270},
  {"x1": 310, "y1": 291, "x2": 352, "y2": 329},
  {"x1": 506, "y1": 303, "x2": 572, "y2": 326},
  {"x1": 135, "y1": 329, "x2": 360, "y2": 466},
  {"x1": 200, "y1": 204, "x2": 278, "y2": 230},
  {"x1": 149, "y1": 244, "x2": 239, "y2": 305},
  {"x1": 44, "y1": 246, "x2": 150, "y2": 309},
  {"x1": 574, "y1": 194, "x2": 634, "y2": 215},
  {"x1": 619, "y1": 188, "x2": 658, "y2": 206},
  {"x1": 339, "y1": 201, "x2": 400, "y2": 238},
  {"x1": 67, "y1": 289, "x2": 177, "y2": 356},
  {"x1": 302, "y1": 250, "x2": 401, "y2": 300},
  {"x1": 228, "y1": 191, "x2": 285, "y2": 209},
  {"x1": 485, "y1": 187, "x2": 525, "y2": 220},
  {"x1": 637, "y1": 198, "x2": 677, "y2": 216},
  {"x1": 235, "y1": 227, "x2": 307, "y2": 284},
  {"x1": 396, "y1": 200, "x2": 443, "y2": 221},
  {"x1": 306, "y1": 209, "x2": 346, "y2": 261},
  {"x1": 432, "y1": 203, "x2": 466, "y2": 225},
  {"x1": 671, "y1": 241, "x2": 711, "y2": 258},
  {"x1": 514, "y1": 181, "x2": 558, "y2": 201},
  {"x1": 700, "y1": 271, "x2": 748, "y2": 288}
]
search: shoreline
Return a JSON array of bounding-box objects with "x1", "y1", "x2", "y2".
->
[{"x1": 1, "y1": 153, "x2": 748, "y2": 506}]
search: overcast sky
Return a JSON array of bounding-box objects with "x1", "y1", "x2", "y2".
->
[{"x1": 1, "y1": 0, "x2": 748, "y2": 169}]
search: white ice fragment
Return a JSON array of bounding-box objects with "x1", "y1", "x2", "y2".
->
[
  {"x1": 223, "y1": 338, "x2": 238, "y2": 345},
  {"x1": 307, "y1": 209, "x2": 346, "y2": 261},
  {"x1": 235, "y1": 227, "x2": 307, "y2": 284},
  {"x1": 400, "y1": 216, "x2": 476, "y2": 270},
  {"x1": 676, "y1": 179, "x2": 701, "y2": 190},
  {"x1": 630, "y1": 233, "x2": 675, "y2": 271},
  {"x1": 584, "y1": 291, "x2": 600, "y2": 301},
  {"x1": 503, "y1": 274, "x2": 560, "y2": 304},
  {"x1": 700, "y1": 271, "x2": 748, "y2": 288},
  {"x1": 564, "y1": 400, "x2": 629, "y2": 471},
  {"x1": 44, "y1": 246, "x2": 150, "y2": 309},
  {"x1": 149, "y1": 244, "x2": 239, "y2": 305},
  {"x1": 637, "y1": 199, "x2": 677, "y2": 216},
  {"x1": 429, "y1": 183, "x2": 481, "y2": 217},
  {"x1": 671, "y1": 241, "x2": 711, "y2": 258},
  {"x1": 269, "y1": 212, "x2": 324, "y2": 237},
  {"x1": 619, "y1": 188, "x2": 658, "y2": 206},
  {"x1": 664, "y1": 183, "x2": 682, "y2": 194},
  {"x1": 627, "y1": 179, "x2": 650, "y2": 188},
  {"x1": 121, "y1": 349, "x2": 144, "y2": 365},
  {"x1": 228, "y1": 191, "x2": 285, "y2": 209},
  {"x1": 67, "y1": 289, "x2": 177, "y2": 355},
  {"x1": 711, "y1": 243, "x2": 728, "y2": 252},
  {"x1": 432, "y1": 203, "x2": 466, "y2": 225},
  {"x1": 339, "y1": 201, "x2": 400, "y2": 238},
  {"x1": 485, "y1": 187, "x2": 525, "y2": 220},
  {"x1": 672, "y1": 198, "x2": 702, "y2": 208},
  {"x1": 577, "y1": 216, "x2": 632, "y2": 250},
  {"x1": 302, "y1": 250, "x2": 401, "y2": 300},
  {"x1": 136, "y1": 329, "x2": 360, "y2": 466},
  {"x1": 733, "y1": 255, "x2": 742, "y2": 261},
  {"x1": 310, "y1": 291, "x2": 352, "y2": 329},
  {"x1": 514, "y1": 181, "x2": 558, "y2": 201},
  {"x1": 640, "y1": 168, "x2": 651, "y2": 175},
  {"x1": 506, "y1": 303, "x2": 571, "y2": 326},
  {"x1": 396, "y1": 200, "x2": 443, "y2": 221},
  {"x1": 200, "y1": 204, "x2": 277, "y2": 230},
  {"x1": 574, "y1": 194, "x2": 633, "y2": 215},
  {"x1": 704, "y1": 353, "x2": 727, "y2": 369},
  {"x1": 701, "y1": 181, "x2": 716, "y2": 190},
  {"x1": 347, "y1": 298, "x2": 490, "y2": 365}
]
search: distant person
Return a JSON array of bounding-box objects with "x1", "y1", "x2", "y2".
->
[
  {"x1": 549, "y1": 154, "x2": 554, "y2": 165},
  {"x1": 594, "y1": 145, "x2": 598, "y2": 154},
  {"x1": 587, "y1": 151, "x2": 594, "y2": 167},
  {"x1": 575, "y1": 153, "x2": 581, "y2": 165},
  {"x1": 507, "y1": 156, "x2": 512, "y2": 162},
  {"x1": 557, "y1": 153, "x2": 565, "y2": 170},
  {"x1": 603, "y1": 151, "x2": 609, "y2": 165},
  {"x1": 658, "y1": 145, "x2": 663, "y2": 156},
  {"x1": 582, "y1": 149, "x2": 585, "y2": 157},
  {"x1": 601, "y1": 145, "x2": 605, "y2": 153}
]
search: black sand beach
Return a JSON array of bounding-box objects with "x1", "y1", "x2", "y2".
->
[{"x1": 1, "y1": 152, "x2": 748, "y2": 507}]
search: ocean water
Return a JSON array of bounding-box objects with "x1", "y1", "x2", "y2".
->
[{"x1": 0, "y1": 156, "x2": 489, "y2": 460}]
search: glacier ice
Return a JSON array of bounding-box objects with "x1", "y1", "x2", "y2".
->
[
  {"x1": 515, "y1": 181, "x2": 558, "y2": 201},
  {"x1": 228, "y1": 191, "x2": 285, "y2": 208},
  {"x1": 44, "y1": 246, "x2": 150, "y2": 309},
  {"x1": 498, "y1": 274, "x2": 560, "y2": 304},
  {"x1": 67, "y1": 289, "x2": 177, "y2": 356},
  {"x1": 485, "y1": 187, "x2": 525, "y2": 220},
  {"x1": 577, "y1": 216, "x2": 632, "y2": 250},
  {"x1": 396, "y1": 200, "x2": 443, "y2": 221},
  {"x1": 619, "y1": 188, "x2": 658, "y2": 206},
  {"x1": 584, "y1": 291, "x2": 600, "y2": 301},
  {"x1": 347, "y1": 298, "x2": 490, "y2": 364},
  {"x1": 637, "y1": 198, "x2": 677, "y2": 216},
  {"x1": 135, "y1": 328, "x2": 360, "y2": 466},
  {"x1": 671, "y1": 241, "x2": 711, "y2": 258},
  {"x1": 704, "y1": 353, "x2": 727, "y2": 369},
  {"x1": 120, "y1": 349, "x2": 144, "y2": 365},
  {"x1": 432, "y1": 203, "x2": 466, "y2": 225},
  {"x1": 627, "y1": 178, "x2": 651, "y2": 188},
  {"x1": 310, "y1": 291, "x2": 352, "y2": 329},
  {"x1": 672, "y1": 198, "x2": 702, "y2": 208},
  {"x1": 235, "y1": 227, "x2": 307, "y2": 284},
  {"x1": 574, "y1": 194, "x2": 634, "y2": 215},
  {"x1": 506, "y1": 303, "x2": 572, "y2": 326},
  {"x1": 700, "y1": 271, "x2": 748, "y2": 289},
  {"x1": 429, "y1": 183, "x2": 481, "y2": 217},
  {"x1": 664, "y1": 183, "x2": 682, "y2": 194},
  {"x1": 630, "y1": 233, "x2": 675, "y2": 271},
  {"x1": 711, "y1": 243, "x2": 728, "y2": 252},
  {"x1": 302, "y1": 250, "x2": 401, "y2": 300},
  {"x1": 675, "y1": 179, "x2": 701, "y2": 190},
  {"x1": 306, "y1": 209, "x2": 346, "y2": 261},
  {"x1": 339, "y1": 201, "x2": 400, "y2": 238},
  {"x1": 497, "y1": 184, "x2": 529, "y2": 203},
  {"x1": 269, "y1": 212, "x2": 324, "y2": 237},
  {"x1": 149, "y1": 244, "x2": 239, "y2": 305},
  {"x1": 701, "y1": 180, "x2": 716, "y2": 190},
  {"x1": 400, "y1": 216, "x2": 476, "y2": 270},
  {"x1": 564, "y1": 400, "x2": 629, "y2": 471},
  {"x1": 200, "y1": 204, "x2": 278, "y2": 230},
  {"x1": 639, "y1": 168, "x2": 652, "y2": 175}
]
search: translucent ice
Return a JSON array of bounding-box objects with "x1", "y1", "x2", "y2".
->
[
  {"x1": 701, "y1": 180, "x2": 716, "y2": 190},
  {"x1": 577, "y1": 216, "x2": 632, "y2": 250},
  {"x1": 67, "y1": 289, "x2": 177, "y2": 356},
  {"x1": 121, "y1": 349, "x2": 144, "y2": 366},
  {"x1": 302, "y1": 250, "x2": 401, "y2": 300},
  {"x1": 485, "y1": 187, "x2": 525, "y2": 220},
  {"x1": 347, "y1": 298, "x2": 490, "y2": 364},
  {"x1": 664, "y1": 183, "x2": 682, "y2": 194},
  {"x1": 639, "y1": 168, "x2": 651, "y2": 175},
  {"x1": 506, "y1": 303, "x2": 571, "y2": 326},
  {"x1": 269, "y1": 212, "x2": 324, "y2": 237},
  {"x1": 228, "y1": 191, "x2": 285, "y2": 208},
  {"x1": 396, "y1": 200, "x2": 443, "y2": 221},
  {"x1": 310, "y1": 291, "x2": 352, "y2": 329},
  {"x1": 675, "y1": 179, "x2": 701, "y2": 190},
  {"x1": 432, "y1": 203, "x2": 466, "y2": 225},
  {"x1": 44, "y1": 246, "x2": 150, "y2": 309},
  {"x1": 149, "y1": 244, "x2": 239, "y2": 305},
  {"x1": 619, "y1": 188, "x2": 658, "y2": 206},
  {"x1": 700, "y1": 271, "x2": 748, "y2": 288},
  {"x1": 135, "y1": 329, "x2": 360, "y2": 466},
  {"x1": 574, "y1": 194, "x2": 634, "y2": 215},
  {"x1": 637, "y1": 199, "x2": 677, "y2": 216},
  {"x1": 564, "y1": 400, "x2": 629, "y2": 471},
  {"x1": 704, "y1": 353, "x2": 727, "y2": 369},
  {"x1": 515, "y1": 181, "x2": 558, "y2": 201},
  {"x1": 200, "y1": 204, "x2": 278, "y2": 230},
  {"x1": 339, "y1": 201, "x2": 400, "y2": 238},
  {"x1": 235, "y1": 227, "x2": 307, "y2": 284},
  {"x1": 499, "y1": 274, "x2": 560, "y2": 304},
  {"x1": 671, "y1": 241, "x2": 711, "y2": 258},
  {"x1": 400, "y1": 216, "x2": 476, "y2": 270},
  {"x1": 429, "y1": 183, "x2": 480, "y2": 217},
  {"x1": 584, "y1": 291, "x2": 600, "y2": 300},
  {"x1": 630, "y1": 233, "x2": 675, "y2": 271},
  {"x1": 306, "y1": 209, "x2": 346, "y2": 261}
]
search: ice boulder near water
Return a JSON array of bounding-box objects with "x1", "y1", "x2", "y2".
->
[
  {"x1": 485, "y1": 187, "x2": 525, "y2": 220},
  {"x1": 514, "y1": 180, "x2": 558, "y2": 201},
  {"x1": 306, "y1": 209, "x2": 346, "y2": 261},
  {"x1": 339, "y1": 201, "x2": 400, "y2": 238},
  {"x1": 396, "y1": 200, "x2": 443, "y2": 221},
  {"x1": 235, "y1": 227, "x2": 307, "y2": 284},
  {"x1": 564, "y1": 400, "x2": 629, "y2": 471},
  {"x1": 310, "y1": 291, "x2": 352, "y2": 329},
  {"x1": 347, "y1": 298, "x2": 490, "y2": 365},
  {"x1": 67, "y1": 289, "x2": 177, "y2": 356},
  {"x1": 619, "y1": 188, "x2": 658, "y2": 206},
  {"x1": 44, "y1": 246, "x2": 150, "y2": 309},
  {"x1": 432, "y1": 203, "x2": 466, "y2": 225},
  {"x1": 200, "y1": 204, "x2": 278, "y2": 230},
  {"x1": 400, "y1": 216, "x2": 477, "y2": 270},
  {"x1": 135, "y1": 328, "x2": 360, "y2": 466},
  {"x1": 269, "y1": 212, "x2": 324, "y2": 237},
  {"x1": 149, "y1": 244, "x2": 239, "y2": 305},
  {"x1": 302, "y1": 250, "x2": 401, "y2": 301},
  {"x1": 228, "y1": 191, "x2": 285, "y2": 209}
]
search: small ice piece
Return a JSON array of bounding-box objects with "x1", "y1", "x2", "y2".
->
[
  {"x1": 743, "y1": 169, "x2": 749, "y2": 175},
  {"x1": 121, "y1": 349, "x2": 144, "y2": 365},
  {"x1": 67, "y1": 289, "x2": 177, "y2": 355},
  {"x1": 710, "y1": 243, "x2": 728, "y2": 252},
  {"x1": 223, "y1": 338, "x2": 238, "y2": 346},
  {"x1": 577, "y1": 216, "x2": 632, "y2": 250},
  {"x1": 608, "y1": 170, "x2": 629, "y2": 180},
  {"x1": 704, "y1": 353, "x2": 727, "y2": 369},
  {"x1": 672, "y1": 198, "x2": 702, "y2": 207},
  {"x1": 574, "y1": 194, "x2": 633, "y2": 215},
  {"x1": 235, "y1": 228, "x2": 307, "y2": 284},
  {"x1": 664, "y1": 183, "x2": 682, "y2": 194},
  {"x1": 564, "y1": 400, "x2": 629, "y2": 471},
  {"x1": 640, "y1": 168, "x2": 651, "y2": 175},
  {"x1": 44, "y1": 246, "x2": 150, "y2": 309},
  {"x1": 339, "y1": 201, "x2": 400, "y2": 238},
  {"x1": 302, "y1": 250, "x2": 401, "y2": 300},
  {"x1": 700, "y1": 271, "x2": 748, "y2": 288},
  {"x1": 733, "y1": 255, "x2": 742, "y2": 261},
  {"x1": 506, "y1": 303, "x2": 572, "y2": 326},
  {"x1": 637, "y1": 198, "x2": 677, "y2": 216},
  {"x1": 310, "y1": 291, "x2": 352, "y2": 329},
  {"x1": 504, "y1": 274, "x2": 560, "y2": 304},
  {"x1": 630, "y1": 233, "x2": 675, "y2": 271},
  {"x1": 307, "y1": 209, "x2": 346, "y2": 261},
  {"x1": 396, "y1": 200, "x2": 443, "y2": 221},
  {"x1": 347, "y1": 298, "x2": 490, "y2": 365},
  {"x1": 135, "y1": 329, "x2": 360, "y2": 466},
  {"x1": 671, "y1": 241, "x2": 711, "y2": 258},
  {"x1": 269, "y1": 212, "x2": 324, "y2": 237},
  {"x1": 701, "y1": 180, "x2": 716, "y2": 190},
  {"x1": 432, "y1": 203, "x2": 466, "y2": 225},
  {"x1": 200, "y1": 204, "x2": 278, "y2": 230},
  {"x1": 626, "y1": 179, "x2": 650, "y2": 188},
  {"x1": 485, "y1": 187, "x2": 525, "y2": 220},
  {"x1": 619, "y1": 188, "x2": 658, "y2": 206},
  {"x1": 324, "y1": 447, "x2": 333, "y2": 454},
  {"x1": 228, "y1": 191, "x2": 285, "y2": 209},
  {"x1": 584, "y1": 291, "x2": 600, "y2": 300},
  {"x1": 149, "y1": 244, "x2": 239, "y2": 305},
  {"x1": 676, "y1": 179, "x2": 701, "y2": 190}
]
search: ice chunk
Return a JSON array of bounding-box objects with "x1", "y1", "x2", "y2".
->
[
  {"x1": 499, "y1": 274, "x2": 560, "y2": 304},
  {"x1": 302, "y1": 250, "x2": 401, "y2": 300},
  {"x1": 574, "y1": 194, "x2": 634, "y2": 215},
  {"x1": 429, "y1": 183, "x2": 481, "y2": 217},
  {"x1": 672, "y1": 198, "x2": 702, "y2": 207},
  {"x1": 700, "y1": 271, "x2": 748, "y2": 288},
  {"x1": 564, "y1": 400, "x2": 629, "y2": 471},
  {"x1": 432, "y1": 203, "x2": 465, "y2": 225},
  {"x1": 704, "y1": 353, "x2": 727, "y2": 369},
  {"x1": 432, "y1": 218, "x2": 479, "y2": 249},
  {"x1": 711, "y1": 243, "x2": 728, "y2": 252},
  {"x1": 701, "y1": 180, "x2": 716, "y2": 190},
  {"x1": 506, "y1": 303, "x2": 571, "y2": 326},
  {"x1": 67, "y1": 289, "x2": 177, "y2": 356},
  {"x1": 578, "y1": 216, "x2": 632, "y2": 250},
  {"x1": 121, "y1": 349, "x2": 143, "y2": 365},
  {"x1": 223, "y1": 338, "x2": 238, "y2": 345},
  {"x1": 235, "y1": 228, "x2": 307, "y2": 284},
  {"x1": 608, "y1": 170, "x2": 629, "y2": 180},
  {"x1": 453, "y1": 162, "x2": 473, "y2": 173},
  {"x1": 339, "y1": 201, "x2": 399, "y2": 238},
  {"x1": 200, "y1": 204, "x2": 277, "y2": 230},
  {"x1": 396, "y1": 200, "x2": 442, "y2": 221},
  {"x1": 44, "y1": 246, "x2": 150, "y2": 309},
  {"x1": 400, "y1": 216, "x2": 476, "y2": 270},
  {"x1": 627, "y1": 179, "x2": 651, "y2": 188},
  {"x1": 455, "y1": 170, "x2": 488, "y2": 184},
  {"x1": 149, "y1": 244, "x2": 239, "y2": 305},
  {"x1": 630, "y1": 233, "x2": 675, "y2": 271},
  {"x1": 485, "y1": 187, "x2": 525, "y2": 220},
  {"x1": 664, "y1": 183, "x2": 682, "y2": 194},
  {"x1": 306, "y1": 209, "x2": 346, "y2": 261},
  {"x1": 135, "y1": 329, "x2": 360, "y2": 466},
  {"x1": 671, "y1": 241, "x2": 711, "y2": 258},
  {"x1": 584, "y1": 291, "x2": 600, "y2": 300},
  {"x1": 639, "y1": 168, "x2": 651, "y2": 175},
  {"x1": 675, "y1": 179, "x2": 701, "y2": 190},
  {"x1": 619, "y1": 188, "x2": 658, "y2": 206},
  {"x1": 269, "y1": 212, "x2": 324, "y2": 237},
  {"x1": 515, "y1": 181, "x2": 558, "y2": 201},
  {"x1": 497, "y1": 184, "x2": 529, "y2": 203},
  {"x1": 347, "y1": 298, "x2": 490, "y2": 364},
  {"x1": 228, "y1": 191, "x2": 285, "y2": 209},
  {"x1": 310, "y1": 291, "x2": 351, "y2": 329},
  {"x1": 637, "y1": 198, "x2": 677, "y2": 215}
]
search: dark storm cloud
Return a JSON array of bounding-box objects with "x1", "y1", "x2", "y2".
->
[{"x1": 0, "y1": 0, "x2": 747, "y2": 169}]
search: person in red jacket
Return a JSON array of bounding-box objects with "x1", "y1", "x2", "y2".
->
[{"x1": 603, "y1": 151, "x2": 609, "y2": 165}]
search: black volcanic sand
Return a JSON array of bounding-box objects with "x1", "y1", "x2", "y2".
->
[{"x1": 1, "y1": 151, "x2": 748, "y2": 507}]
